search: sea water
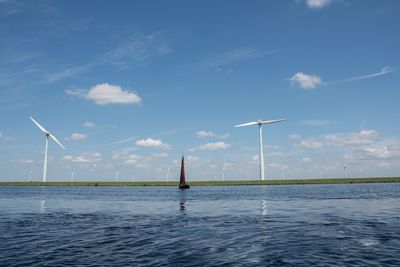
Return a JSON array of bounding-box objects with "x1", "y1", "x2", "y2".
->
[{"x1": 1, "y1": 183, "x2": 400, "y2": 266}]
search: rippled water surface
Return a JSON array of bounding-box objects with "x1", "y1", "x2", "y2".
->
[{"x1": 1, "y1": 183, "x2": 400, "y2": 266}]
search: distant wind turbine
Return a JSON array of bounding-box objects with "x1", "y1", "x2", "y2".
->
[
  {"x1": 221, "y1": 162, "x2": 226, "y2": 181},
  {"x1": 70, "y1": 168, "x2": 74, "y2": 182},
  {"x1": 115, "y1": 167, "x2": 119, "y2": 182},
  {"x1": 30, "y1": 117, "x2": 65, "y2": 182},
  {"x1": 234, "y1": 119, "x2": 285, "y2": 180}
]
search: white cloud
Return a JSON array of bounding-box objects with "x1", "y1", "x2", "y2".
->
[
  {"x1": 289, "y1": 134, "x2": 323, "y2": 149},
  {"x1": 364, "y1": 146, "x2": 391, "y2": 159},
  {"x1": 62, "y1": 152, "x2": 101, "y2": 164},
  {"x1": 195, "y1": 130, "x2": 229, "y2": 139},
  {"x1": 65, "y1": 88, "x2": 86, "y2": 97},
  {"x1": 69, "y1": 133, "x2": 86, "y2": 141},
  {"x1": 302, "y1": 157, "x2": 312, "y2": 163},
  {"x1": 83, "y1": 122, "x2": 96, "y2": 128},
  {"x1": 306, "y1": 0, "x2": 332, "y2": 9},
  {"x1": 290, "y1": 72, "x2": 324, "y2": 89},
  {"x1": 194, "y1": 142, "x2": 231, "y2": 151},
  {"x1": 344, "y1": 143, "x2": 398, "y2": 164},
  {"x1": 66, "y1": 83, "x2": 141, "y2": 105},
  {"x1": 339, "y1": 66, "x2": 396, "y2": 82},
  {"x1": 86, "y1": 83, "x2": 141, "y2": 105},
  {"x1": 136, "y1": 138, "x2": 170, "y2": 150},
  {"x1": 106, "y1": 136, "x2": 136, "y2": 146},
  {"x1": 290, "y1": 130, "x2": 379, "y2": 149},
  {"x1": 112, "y1": 151, "x2": 129, "y2": 160},
  {"x1": 123, "y1": 154, "x2": 142, "y2": 166},
  {"x1": 325, "y1": 130, "x2": 378, "y2": 146}
]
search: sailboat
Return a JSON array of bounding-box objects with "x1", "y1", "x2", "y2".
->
[{"x1": 179, "y1": 155, "x2": 190, "y2": 189}]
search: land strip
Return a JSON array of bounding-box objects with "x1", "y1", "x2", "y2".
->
[{"x1": 1, "y1": 177, "x2": 400, "y2": 186}]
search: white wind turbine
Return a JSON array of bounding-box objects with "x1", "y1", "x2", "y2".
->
[
  {"x1": 221, "y1": 162, "x2": 227, "y2": 181},
  {"x1": 70, "y1": 168, "x2": 74, "y2": 182},
  {"x1": 30, "y1": 117, "x2": 65, "y2": 182},
  {"x1": 115, "y1": 167, "x2": 119, "y2": 182},
  {"x1": 234, "y1": 119, "x2": 285, "y2": 180}
]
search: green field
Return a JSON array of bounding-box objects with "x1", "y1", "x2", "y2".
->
[{"x1": 0, "y1": 177, "x2": 399, "y2": 186}]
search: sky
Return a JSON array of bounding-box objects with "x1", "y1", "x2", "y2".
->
[{"x1": 1, "y1": 0, "x2": 399, "y2": 182}]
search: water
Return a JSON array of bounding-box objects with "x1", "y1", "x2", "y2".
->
[{"x1": 1, "y1": 184, "x2": 400, "y2": 266}]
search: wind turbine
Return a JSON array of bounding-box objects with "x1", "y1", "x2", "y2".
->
[
  {"x1": 70, "y1": 168, "x2": 74, "y2": 182},
  {"x1": 115, "y1": 167, "x2": 119, "y2": 182},
  {"x1": 221, "y1": 162, "x2": 226, "y2": 181},
  {"x1": 234, "y1": 119, "x2": 285, "y2": 180},
  {"x1": 30, "y1": 117, "x2": 65, "y2": 182}
]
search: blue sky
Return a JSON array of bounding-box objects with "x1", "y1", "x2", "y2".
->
[{"x1": 1, "y1": 0, "x2": 399, "y2": 181}]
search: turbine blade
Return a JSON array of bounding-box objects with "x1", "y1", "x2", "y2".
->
[
  {"x1": 234, "y1": 121, "x2": 259, "y2": 127},
  {"x1": 49, "y1": 133, "x2": 66, "y2": 149},
  {"x1": 30, "y1": 117, "x2": 49, "y2": 134},
  {"x1": 261, "y1": 119, "x2": 286, "y2": 125}
]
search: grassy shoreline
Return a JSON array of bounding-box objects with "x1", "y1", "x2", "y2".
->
[{"x1": 0, "y1": 177, "x2": 399, "y2": 186}]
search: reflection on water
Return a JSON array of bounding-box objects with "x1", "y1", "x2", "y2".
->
[
  {"x1": 39, "y1": 199, "x2": 47, "y2": 213},
  {"x1": 1, "y1": 184, "x2": 400, "y2": 266},
  {"x1": 179, "y1": 191, "x2": 186, "y2": 211},
  {"x1": 260, "y1": 199, "x2": 268, "y2": 216}
]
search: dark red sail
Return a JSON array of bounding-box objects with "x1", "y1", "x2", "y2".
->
[{"x1": 179, "y1": 155, "x2": 190, "y2": 189}]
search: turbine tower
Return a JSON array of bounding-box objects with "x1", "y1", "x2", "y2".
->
[
  {"x1": 30, "y1": 117, "x2": 65, "y2": 182},
  {"x1": 70, "y1": 168, "x2": 74, "y2": 182},
  {"x1": 234, "y1": 119, "x2": 285, "y2": 180},
  {"x1": 221, "y1": 162, "x2": 226, "y2": 181}
]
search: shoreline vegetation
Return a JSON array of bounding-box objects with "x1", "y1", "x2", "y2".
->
[{"x1": 0, "y1": 177, "x2": 399, "y2": 186}]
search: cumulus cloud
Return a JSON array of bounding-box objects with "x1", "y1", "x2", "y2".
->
[
  {"x1": 305, "y1": 0, "x2": 332, "y2": 9},
  {"x1": 69, "y1": 133, "x2": 86, "y2": 141},
  {"x1": 193, "y1": 142, "x2": 231, "y2": 151},
  {"x1": 289, "y1": 134, "x2": 323, "y2": 149},
  {"x1": 65, "y1": 83, "x2": 141, "y2": 105},
  {"x1": 86, "y1": 83, "x2": 141, "y2": 105},
  {"x1": 62, "y1": 152, "x2": 101, "y2": 164},
  {"x1": 83, "y1": 122, "x2": 96, "y2": 128},
  {"x1": 325, "y1": 130, "x2": 378, "y2": 146},
  {"x1": 195, "y1": 130, "x2": 229, "y2": 139},
  {"x1": 123, "y1": 154, "x2": 142, "y2": 166},
  {"x1": 302, "y1": 157, "x2": 312, "y2": 163},
  {"x1": 290, "y1": 130, "x2": 380, "y2": 149},
  {"x1": 136, "y1": 138, "x2": 170, "y2": 150},
  {"x1": 290, "y1": 72, "x2": 324, "y2": 89},
  {"x1": 363, "y1": 146, "x2": 391, "y2": 159}
]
